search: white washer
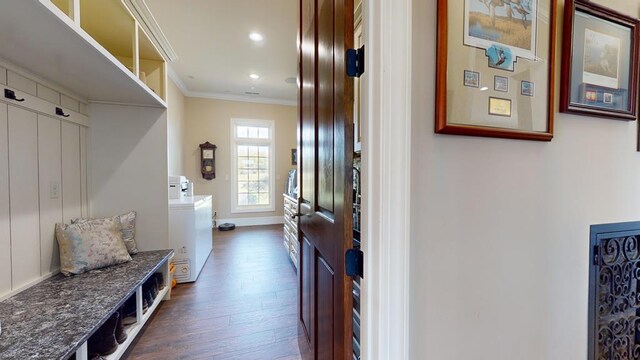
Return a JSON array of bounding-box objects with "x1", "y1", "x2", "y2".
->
[{"x1": 169, "y1": 195, "x2": 213, "y2": 283}]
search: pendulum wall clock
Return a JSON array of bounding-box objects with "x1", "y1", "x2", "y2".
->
[{"x1": 199, "y1": 142, "x2": 217, "y2": 180}]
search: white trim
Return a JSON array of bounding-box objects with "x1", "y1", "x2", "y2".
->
[
  {"x1": 167, "y1": 65, "x2": 189, "y2": 95},
  {"x1": 187, "y1": 91, "x2": 297, "y2": 107},
  {"x1": 229, "y1": 118, "x2": 276, "y2": 214},
  {"x1": 216, "y1": 216, "x2": 284, "y2": 227},
  {"x1": 0, "y1": 85, "x2": 89, "y2": 127},
  {"x1": 362, "y1": 0, "x2": 412, "y2": 358},
  {"x1": 0, "y1": 269, "x2": 60, "y2": 302},
  {"x1": 122, "y1": 0, "x2": 179, "y2": 62}
]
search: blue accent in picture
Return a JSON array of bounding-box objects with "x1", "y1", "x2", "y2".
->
[{"x1": 486, "y1": 45, "x2": 515, "y2": 71}]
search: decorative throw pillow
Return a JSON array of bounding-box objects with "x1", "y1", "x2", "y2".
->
[
  {"x1": 56, "y1": 217, "x2": 132, "y2": 276},
  {"x1": 72, "y1": 211, "x2": 139, "y2": 255}
]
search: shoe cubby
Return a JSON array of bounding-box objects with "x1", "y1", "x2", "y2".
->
[
  {"x1": 80, "y1": 0, "x2": 136, "y2": 74},
  {"x1": 0, "y1": 0, "x2": 168, "y2": 107},
  {"x1": 99, "y1": 271, "x2": 169, "y2": 360},
  {"x1": 137, "y1": 26, "x2": 167, "y2": 100},
  {"x1": 50, "y1": 0, "x2": 72, "y2": 19}
]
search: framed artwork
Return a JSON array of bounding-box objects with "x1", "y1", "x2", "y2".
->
[
  {"x1": 436, "y1": 0, "x2": 557, "y2": 141},
  {"x1": 464, "y1": 70, "x2": 480, "y2": 88},
  {"x1": 291, "y1": 149, "x2": 297, "y2": 166},
  {"x1": 560, "y1": 0, "x2": 639, "y2": 120},
  {"x1": 521, "y1": 81, "x2": 535, "y2": 97},
  {"x1": 494, "y1": 76, "x2": 509, "y2": 92}
]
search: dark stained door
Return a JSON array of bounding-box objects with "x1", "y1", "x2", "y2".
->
[{"x1": 297, "y1": 0, "x2": 354, "y2": 358}]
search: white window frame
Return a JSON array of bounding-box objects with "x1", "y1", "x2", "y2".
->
[{"x1": 230, "y1": 118, "x2": 276, "y2": 213}]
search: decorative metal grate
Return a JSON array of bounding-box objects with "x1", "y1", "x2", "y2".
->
[{"x1": 590, "y1": 223, "x2": 640, "y2": 360}]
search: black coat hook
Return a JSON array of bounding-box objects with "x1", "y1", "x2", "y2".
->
[
  {"x1": 55, "y1": 107, "x2": 70, "y2": 118},
  {"x1": 4, "y1": 89, "x2": 24, "y2": 102}
]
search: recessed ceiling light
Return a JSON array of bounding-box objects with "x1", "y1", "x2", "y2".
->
[
  {"x1": 249, "y1": 33, "x2": 263, "y2": 42},
  {"x1": 249, "y1": 74, "x2": 260, "y2": 79}
]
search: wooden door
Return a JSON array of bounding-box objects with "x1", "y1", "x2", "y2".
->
[{"x1": 298, "y1": 0, "x2": 354, "y2": 358}]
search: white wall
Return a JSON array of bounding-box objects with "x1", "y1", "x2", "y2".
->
[
  {"x1": 167, "y1": 78, "x2": 185, "y2": 175},
  {"x1": 0, "y1": 102, "x2": 88, "y2": 299},
  {"x1": 89, "y1": 103, "x2": 169, "y2": 251},
  {"x1": 183, "y1": 97, "x2": 297, "y2": 223},
  {"x1": 409, "y1": 0, "x2": 640, "y2": 359}
]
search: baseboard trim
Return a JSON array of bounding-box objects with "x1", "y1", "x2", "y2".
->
[{"x1": 216, "y1": 216, "x2": 284, "y2": 227}]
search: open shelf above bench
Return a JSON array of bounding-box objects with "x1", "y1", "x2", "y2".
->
[{"x1": 0, "y1": 0, "x2": 168, "y2": 108}]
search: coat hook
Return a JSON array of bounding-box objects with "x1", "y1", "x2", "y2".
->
[
  {"x1": 55, "y1": 107, "x2": 70, "y2": 118},
  {"x1": 4, "y1": 89, "x2": 25, "y2": 102}
]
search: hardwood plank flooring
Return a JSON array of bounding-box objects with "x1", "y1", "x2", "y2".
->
[{"x1": 122, "y1": 225, "x2": 308, "y2": 360}]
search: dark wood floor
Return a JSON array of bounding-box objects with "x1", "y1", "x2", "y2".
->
[{"x1": 122, "y1": 225, "x2": 307, "y2": 360}]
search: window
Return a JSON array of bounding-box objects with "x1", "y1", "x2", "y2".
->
[{"x1": 230, "y1": 119, "x2": 275, "y2": 213}]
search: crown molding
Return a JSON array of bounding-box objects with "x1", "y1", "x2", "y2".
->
[
  {"x1": 185, "y1": 91, "x2": 297, "y2": 107},
  {"x1": 167, "y1": 64, "x2": 188, "y2": 95},
  {"x1": 124, "y1": 0, "x2": 179, "y2": 62}
]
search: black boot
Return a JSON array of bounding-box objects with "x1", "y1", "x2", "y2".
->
[
  {"x1": 154, "y1": 272, "x2": 165, "y2": 290},
  {"x1": 144, "y1": 277, "x2": 158, "y2": 299},
  {"x1": 141, "y1": 287, "x2": 152, "y2": 314},
  {"x1": 122, "y1": 294, "x2": 137, "y2": 325},
  {"x1": 114, "y1": 306, "x2": 127, "y2": 344},
  {"x1": 88, "y1": 312, "x2": 119, "y2": 356}
]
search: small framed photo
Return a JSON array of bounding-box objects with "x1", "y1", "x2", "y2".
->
[
  {"x1": 560, "y1": 0, "x2": 639, "y2": 120},
  {"x1": 463, "y1": 70, "x2": 480, "y2": 88},
  {"x1": 291, "y1": 149, "x2": 297, "y2": 166},
  {"x1": 494, "y1": 76, "x2": 509, "y2": 92},
  {"x1": 521, "y1": 81, "x2": 535, "y2": 97},
  {"x1": 488, "y1": 97, "x2": 512, "y2": 117}
]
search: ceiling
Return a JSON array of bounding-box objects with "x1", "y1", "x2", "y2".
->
[{"x1": 145, "y1": 0, "x2": 298, "y2": 105}]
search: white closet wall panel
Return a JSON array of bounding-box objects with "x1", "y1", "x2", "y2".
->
[
  {"x1": 8, "y1": 105, "x2": 41, "y2": 289},
  {"x1": 80, "y1": 126, "x2": 88, "y2": 218},
  {"x1": 38, "y1": 115, "x2": 62, "y2": 274},
  {"x1": 62, "y1": 122, "x2": 81, "y2": 223},
  {"x1": 0, "y1": 103, "x2": 11, "y2": 295},
  {"x1": 0, "y1": 66, "x2": 6, "y2": 85}
]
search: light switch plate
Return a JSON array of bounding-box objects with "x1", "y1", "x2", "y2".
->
[{"x1": 50, "y1": 181, "x2": 60, "y2": 199}]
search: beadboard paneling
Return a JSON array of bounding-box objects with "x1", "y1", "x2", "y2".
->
[
  {"x1": 62, "y1": 121, "x2": 82, "y2": 223},
  {"x1": 0, "y1": 103, "x2": 11, "y2": 295},
  {"x1": 80, "y1": 126, "x2": 88, "y2": 218},
  {"x1": 38, "y1": 115, "x2": 63, "y2": 275},
  {"x1": 8, "y1": 105, "x2": 41, "y2": 289}
]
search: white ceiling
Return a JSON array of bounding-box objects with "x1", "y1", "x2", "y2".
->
[{"x1": 145, "y1": 0, "x2": 298, "y2": 105}]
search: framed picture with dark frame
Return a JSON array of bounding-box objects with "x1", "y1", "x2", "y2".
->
[
  {"x1": 435, "y1": 0, "x2": 557, "y2": 141},
  {"x1": 560, "y1": 0, "x2": 640, "y2": 121},
  {"x1": 291, "y1": 149, "x2": 297, "y2": 166}
]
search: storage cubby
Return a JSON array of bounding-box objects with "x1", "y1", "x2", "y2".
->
[
  {"x1": 0, "y1": 1, "x2": 168, "y2": 107},
  {"x1": 50, "y1": 0, "x2": 72, "y2": 19},
  {"x1": 102, "y1": 270, "x2": 170, "y2": 360},
  {"x1": 138, "y1": 26, "x2": 167, "y2": 100},
  {"x1": 80, "y1": 0, "x2": 136, "y2": 74}
]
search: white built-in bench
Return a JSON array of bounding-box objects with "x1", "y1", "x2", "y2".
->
[{"x1": 0, "y1": 250, "x2": 173, "y2": 360}]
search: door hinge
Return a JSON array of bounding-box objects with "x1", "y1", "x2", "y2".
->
[
  {"x1": 347, "y1": 45, "x2": 365, "y2": 78},
  {"x1": 346, "y1": 248, "x2": 364, "y2": 278},
  {"x1": 593, "y1": 245, "x2": 600, "y2": 266}
]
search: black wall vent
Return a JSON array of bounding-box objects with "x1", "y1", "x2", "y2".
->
[{"x1": 589, "y1": 221, "x2": 640, "y2": 360}]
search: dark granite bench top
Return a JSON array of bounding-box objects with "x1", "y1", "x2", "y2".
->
[{"x1": 0, "y1": 250, "x2": 174, "y2": 360}]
